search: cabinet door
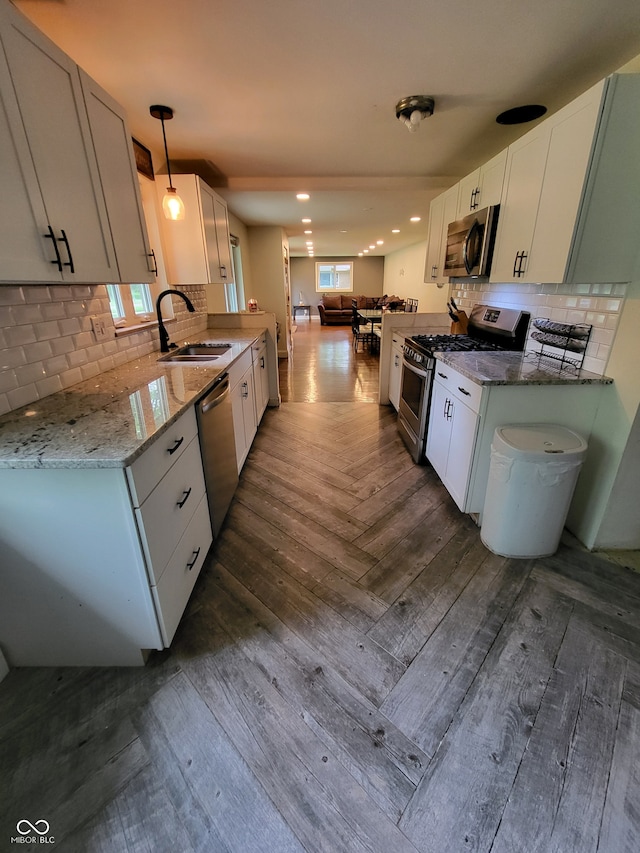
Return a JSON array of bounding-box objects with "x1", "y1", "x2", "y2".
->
[
  {"x1": 426, "y1": 379, "x2": 452, "y2": 484},
  {"x1": 252, "y1": 342, "x2": 269, "y2": 422},
  {"x1": 199, "y1": 180, "x2": 221, "y2": 284},
  {"x1": 242, "y1": 366, "x2": 257, "y2": 451},
  {"x1": 213, "y1": 193, "x2": 232, "y2": 283},
  {"x1": 456, "y1": 169, "x2": 480, "y2": 218},
  {"x1": 446, "y1": 397, "x2": 479, "y2": 511},
  {"x1": 231, "y1": 365, "x2": 256, "y2": 473},
  {"x1": 388, "y1": 345, "x2": 403, "y2": 410},
  {"x1": 526, "y1": 84, "x2": 602, "y2": 283},
  {"x1": 79, "y1": 71, "x2": 154, "y2": 284},
  {"x1": 489, "y1": 125, "x2": 550, "y2": 283},
  {"x1": 0, "y1": 3, "x2": 117, "y2": 283},
  {"x1": 478, "y1": 148, "x2": 507, "y2": 210},
  {"x1": 424, "y1": 185, "x2": 458, "y2": 284}
]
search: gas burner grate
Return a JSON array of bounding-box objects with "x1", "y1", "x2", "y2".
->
[{"x1": 410, "y1": 334, "x2": 502, "y2": 355}]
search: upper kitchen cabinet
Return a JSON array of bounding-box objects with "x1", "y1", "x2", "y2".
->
[
  {"x1": 0, "y1": 0, "x2": 152, "y2": 285},
  {"x1": 424, "y1": 184, "x2": 459, "y2": 284},
  {"x1": 158, "y1": 174, "x2": 233, "y2": 293},
  {"x1": 490, "y1": 74, "x2": 640, "y2": 284},
  {"x1": 79, "y1": 71, "x2": 154, "y2": 284},
  {"x1": 455, "y1": 149, "x2": 507, "y2": 219}
]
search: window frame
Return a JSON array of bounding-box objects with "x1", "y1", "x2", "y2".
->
[{"x1": 315, "y1": 261, "x2": 353, "y2": 293}]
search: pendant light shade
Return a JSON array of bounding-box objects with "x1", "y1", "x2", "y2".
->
[{"x1": 150, "y1": 104, "x2": 185, "y2": 221}]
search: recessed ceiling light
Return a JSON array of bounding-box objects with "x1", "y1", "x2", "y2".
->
[
  {"x1": 376, "y1": 240, "x2": 384, "y2": 245},
  {"x1": 296, "y1": 193, "x2": 310, "y2": 200},
  {"x1": 304, "y1": 230, "x2": 312, "y2": 234},
  {"x1": 358, "y1": 253, "x2": 363, "y2": 257},
  {"x1": 363, "y1": 249, "x2": 369, "y2": 253},
  {"x1": 410, "y1": 216, "x2": 421, "y2": 223},
  {"x1": 339, "y1": 230, "x2": 348, "y2": 234},
  {"x1": 369, "y1": 244, "x2": 376, "y2": 249},
  {"x1": 302, "y1": 218, "x2": 312, "y2": 223},
  {"x1": 392, "y1": 229, "x2": 400, "y2": 233},
  {"x1": 496, "y1": 104, "x2": 547, "y2": 125}
]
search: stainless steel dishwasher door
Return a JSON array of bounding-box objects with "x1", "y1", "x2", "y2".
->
[{"x1": 196, "y1": 374, "x2": 239, "y2": 537}]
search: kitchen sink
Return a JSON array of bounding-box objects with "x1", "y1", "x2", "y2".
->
[{"x1": 157, "y1": 343, "x2": 232, "y2": 363}]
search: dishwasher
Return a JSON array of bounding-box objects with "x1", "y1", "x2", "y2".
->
[{"x1": 196, "y1": 373, "x2": 239, "y2": 537}]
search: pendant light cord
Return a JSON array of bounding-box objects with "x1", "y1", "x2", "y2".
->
[{"x1": 159, "y1": 110, "x2": 174, "y2": 190}]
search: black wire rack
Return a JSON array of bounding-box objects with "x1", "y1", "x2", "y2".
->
[{"x1": 528, "y1": 318, "x2": 592, "y2": 372}]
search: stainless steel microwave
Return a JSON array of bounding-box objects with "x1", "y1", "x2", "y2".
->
[{"x1": 444, "y1": 205, "x2": 500, "y2": 278}]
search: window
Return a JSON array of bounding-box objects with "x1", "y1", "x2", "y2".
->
[
  {"x1": 107, "y1": 282, "x2": 160, "y2": 328},
  {"x1": 315, "y1": 262, "x2": 353, "y2": 292}
]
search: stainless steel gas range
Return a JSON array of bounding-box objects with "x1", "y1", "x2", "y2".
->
[{"x1": 397, "y1": 303, "x2": 531, "y2": 463}]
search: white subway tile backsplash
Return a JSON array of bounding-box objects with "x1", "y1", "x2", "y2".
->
[
  {"x1": 12, "y1": 303, "x2": 44, "y2": 325},
  {"x1": 35, "y1": 375, "x2": 63, "y2": 398},
  {"x1": 5, "y1": 325, "x2": 37, "y2": 348},
  {"x1": 7, "y1": 384, "x2": 38, "y2": 410},
  {"x1": 0, "y1": 287, "x2": 25, "y2": 306},
  {"x1": 0, "y1": 369, "x2": 18, "y2": 394},
  {"x1": 58, "y1": 317, "x2": 82, "y2": 336},
  {"x1": 0, "y1": 394, "x2": 10, "y2": 417},
  {"x1": 35, "y1": 320, "x2": 63, "y2": 341},
  {"x1": 23, "y1": 340, "x2": 53, "y2": 363}
]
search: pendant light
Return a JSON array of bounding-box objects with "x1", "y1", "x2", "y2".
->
[{"x1": 149, "y1": 105, "x2": 185, "y2": 221}]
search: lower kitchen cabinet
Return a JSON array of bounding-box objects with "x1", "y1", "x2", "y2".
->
[
  {"x1": 230, "y1": 348, "x2": 258, "y2": 473},
  {"x1": 0, "y1": 406, "x2": 212, "y2": 666},
  {"x1": 427, "y1": 366, "x2": 482, "y2": 510},
  {"x1": 426, "y1": 361, "x2": 606, "y2": 516},
  {"x1": 388, "y1": 334, "x2": 404, "y2": 410},
  {"x1": 252, "y1": 333, "x2": 270, "y2": 423}
]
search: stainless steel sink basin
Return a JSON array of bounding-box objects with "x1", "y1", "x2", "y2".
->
[{"x1": 157, "y1": 343, "x2": 232, "y2": 363}]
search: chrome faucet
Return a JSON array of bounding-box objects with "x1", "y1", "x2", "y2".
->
[{"x1": 156, "y1": 289, "x2": 195, "y2": 352}]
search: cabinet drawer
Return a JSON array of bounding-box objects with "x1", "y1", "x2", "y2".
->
[
  {"x1": 136, "y1": 436, "x2": 206, "y2": 582},
  {"x1": 152, "y1": 495, "x2": 212, "y2": 645},
  {"x1": 433, "y1": 363, "x2": 483, "y2": 412},
  {"x1": 228, "y1": 348, "x2": 252, "y2": 388},
  {"x1": 127, "y1": 407, "x2": 197, "y2": 506}
]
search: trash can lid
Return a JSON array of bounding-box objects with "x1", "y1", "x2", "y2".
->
[{"x1": 493, "y1": 424, "x2": 588, "y2": 458}]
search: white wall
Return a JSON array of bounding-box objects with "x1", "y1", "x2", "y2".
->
[{"x1": 383, "y1": 241, "x2": 449, "y2": 313}]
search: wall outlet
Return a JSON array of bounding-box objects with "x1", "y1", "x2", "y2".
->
[{"x1": 91, "y1": 315, "x2": 108, "y2": 341}]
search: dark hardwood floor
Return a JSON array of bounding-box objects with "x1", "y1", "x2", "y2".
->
[{"x1": 1, "y1": 321, "x2": 639, "y2": 852}]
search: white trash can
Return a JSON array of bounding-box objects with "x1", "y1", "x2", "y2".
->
[{"x1": 481, "y1": 424, "x2": 588, "y2": 558}]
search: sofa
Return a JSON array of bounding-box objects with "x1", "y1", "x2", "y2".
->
[{"x1": 318, "y1": 294, "x2": 381, "y2": 325}]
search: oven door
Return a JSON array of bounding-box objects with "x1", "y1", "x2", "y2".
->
[{"x1": 397, "y1": 355, "x2": 434, "y2": 464}]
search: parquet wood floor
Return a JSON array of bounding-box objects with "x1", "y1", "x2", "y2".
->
[{"x1": 1, "y1": 325, "x2": 639, "y2": 851}]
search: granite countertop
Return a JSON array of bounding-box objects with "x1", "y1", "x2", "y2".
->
[
  {"x1": 0, "y1": 328, "x2": 263, "y2": 469},
  {"x1": 435, "y1": 350, "x2": 613, "y2": 386}
]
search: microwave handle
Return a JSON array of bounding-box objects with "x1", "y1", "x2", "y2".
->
[{"x1": 462, "y1": 219, "x2": 482, "y2": 274}]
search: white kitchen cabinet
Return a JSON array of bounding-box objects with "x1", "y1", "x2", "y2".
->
[
  {"x1": 425, "y1": 358, "x2": 606, "y2": 517},
  {"x1": 159, "y1": 174, "x2": 233, "y2": 293},
  {"x1": 230, "y1": 348, "x2": 258, "y2": 473},
  {"x1": 491, "y1": 74, "x2": 640, "y2": 284},
  {"x1": 424, "y1": 184, "x2": 459, "y2": 284},
  {"x1": 426, "y1": 364, "x2": 482, "y2": 511},
  {"x1": 455, "y1": 149, "x2": 507, "y2": 218},
  {"x1": 252, "y1": 334, "x2": 269, "y2": 424},
  {"x1": 0, "y1": 0, "x2": 118, "y2": 283},
  {"x1": 0, "y1": 406, "x2": 212, "y2": 666},
  {"x1": 79, "y1": 70, "x2": 154, "y2": 284},
  {"x1": 388, "y1": 334, "x2": 404, "y2": 411},
  {"x1": 0, "y1": 0, "x2": 152, "y2": 286}
]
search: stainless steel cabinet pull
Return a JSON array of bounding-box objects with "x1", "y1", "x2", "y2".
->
[
  {"x1": 167, "y1": 436, "x2": 184, "y2": 455},
  {"x1": 186, "y1": 547, "x2": 201, "y2": 571},
  {"x1": 176, "y1": 488, "x2": 192, "y2": 508},
  {"x1": 458, "y1": 386, "x2": 471, "y2": 396},
  {"x1": 44, "y1": 226, "x2": 63, "y2": 271},
  {"x1": 59, "y1": 229, "x2": 75, "y2": 273},
  {"x1": 241, "y1": 381, "x2": 249, "y2": 398}
]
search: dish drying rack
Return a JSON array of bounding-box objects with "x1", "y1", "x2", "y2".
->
[{"x1": 529, "y1": 318, "x2": 592, "y2": 371}]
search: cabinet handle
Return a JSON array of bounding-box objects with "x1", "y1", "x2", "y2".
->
[
  {"x1": 260, "y1": 356, "x2": 265, "y2": 369},
  {"x1": 458, "y1": 386, "x2": 471, "y2": 396},
  {"x1": 431, "y1": 264, "x2": 438, "y2": 279},
  {"x1": 394, "y1": 354, "x2": 399, "y2": 365},
  {"x1": 148, "y1": 249, "x2": 158, "y2": 275},
  {"x1": 437, "y1": 371, "x2": 448, "y2": 379},
  {"x1": 513, "y1": 250, "x2": 528, "y2": 278},
  {"x1": 44, "y1": 225, "x2": 63, "y2": 271},
  {"x1": 177, "y1": 487, "x2": 192, "y2": 508},
  {"x1": 242, "y1": 381, "x2": 249, "y2": 398},
  {"x1": 220, "y1": 265, "x2": 227, "y2": 279},
  {"x1": 167, "y1": 436, "x2": 184, "y2": 455},
  {"x1": 59, "y1": 229, "x2": 75, "y2": 274},
  {"x1": 186, "y1": 547, "x2": 201, "y2": 571}
]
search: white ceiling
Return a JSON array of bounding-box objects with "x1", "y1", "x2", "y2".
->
[{"x1": 13, "y1": 0, "x2": 640, "y2": 257}]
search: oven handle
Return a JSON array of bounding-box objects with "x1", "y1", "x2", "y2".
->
[{"x1": 402, "y1": 355, "x2": 431, "y2": 380}]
